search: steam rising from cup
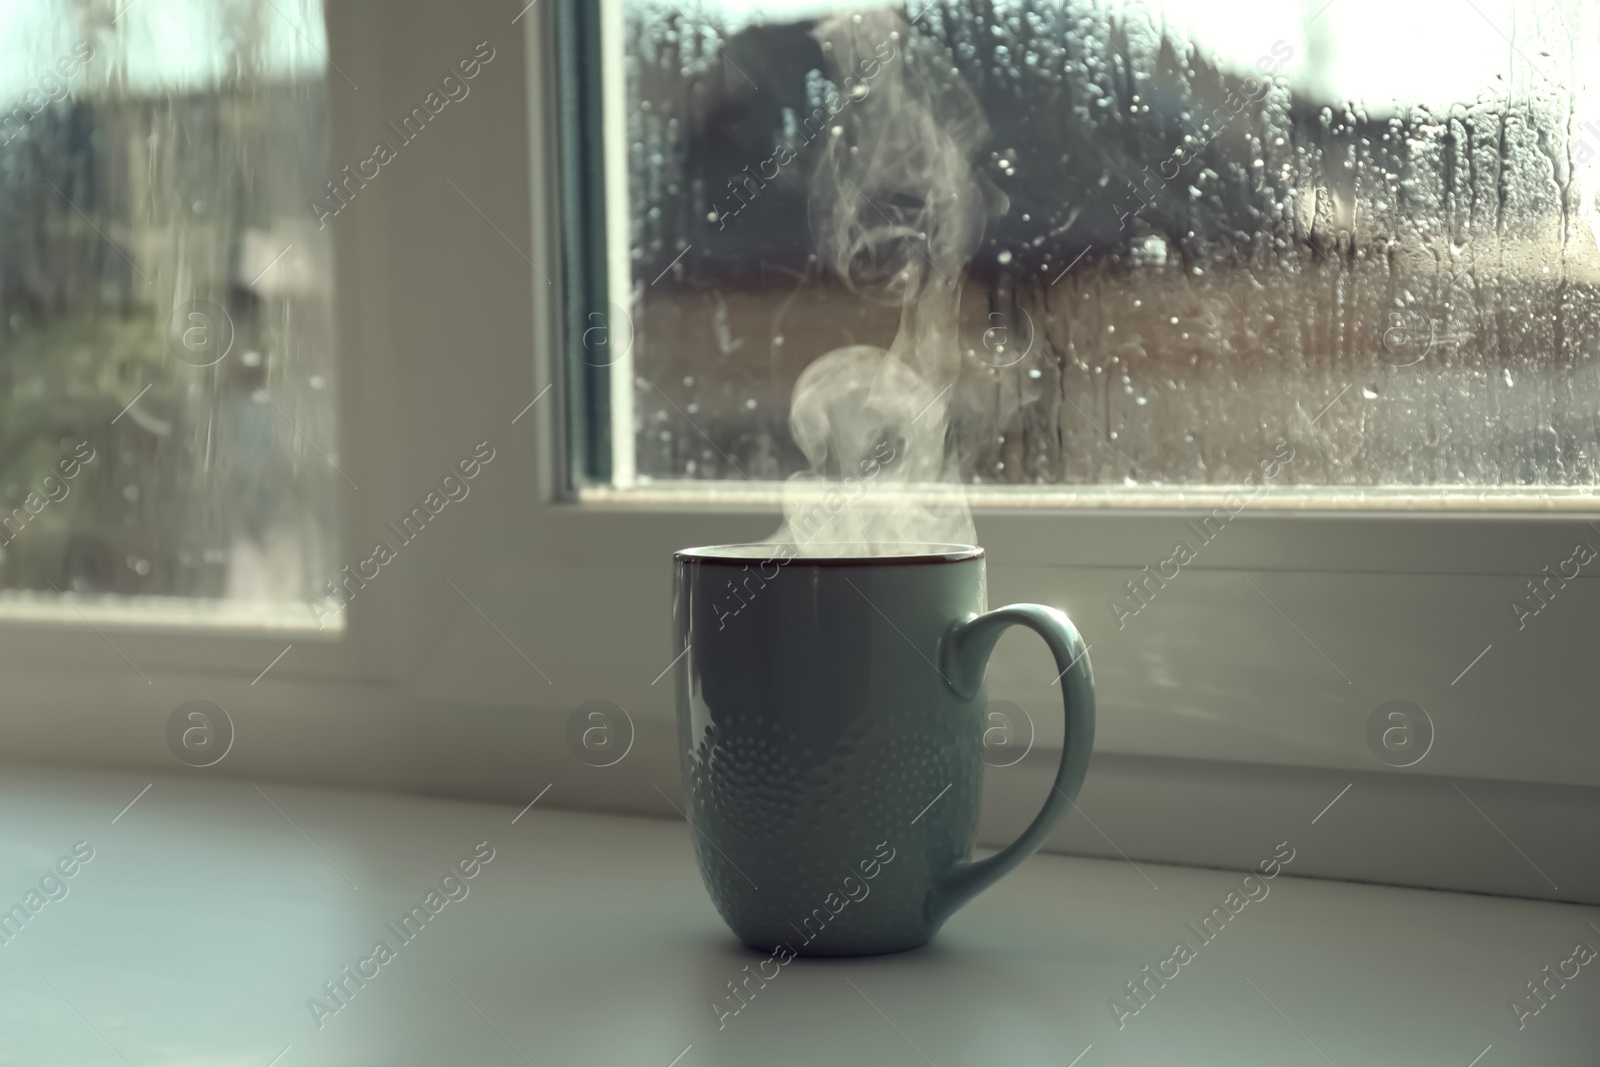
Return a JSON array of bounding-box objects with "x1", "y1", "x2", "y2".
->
[{"x1": 767, "y1": 10, "x2": 1007, "y2": 557}]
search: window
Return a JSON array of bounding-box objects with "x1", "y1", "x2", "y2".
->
[
  {"x1": 0, "y1": 0, "x2": 1583, "y2": 905},
  {"x1": 583, "y1": 0, "x2": 1600, "y2": 507},
  {"x1": 528, "y1": 0, "x2": 1598, "y2": 855},
  {"x1": 0, "y1": 0, "x2": 340, "y2": 624}
]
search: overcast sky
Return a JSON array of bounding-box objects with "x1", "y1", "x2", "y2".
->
[
  {"x1": 0, "y1": 0, "x2": 324, "y2": 105},
  {"x1": 0, "y1": 0, "x2": 1584, "y2": 118}
]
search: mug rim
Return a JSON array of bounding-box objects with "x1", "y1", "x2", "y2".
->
[{"x1": 676, "y1": 542, "x2": 984, "y2": 566}]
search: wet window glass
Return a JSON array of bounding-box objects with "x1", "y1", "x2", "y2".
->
[
  {"x1": 605, "y1": 0, "x2": 1600, "y2": 505},
  {"x1": 0, "y1": 0, "x2": 340, "y2": 621}
]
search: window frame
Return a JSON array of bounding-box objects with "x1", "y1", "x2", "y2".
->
[
  {"x1": 534, "y1": 0, "x2": 1600, "y2": 793},
  {"x1": 538, "y1": 0, "x2": 1600, "y2": 787}
]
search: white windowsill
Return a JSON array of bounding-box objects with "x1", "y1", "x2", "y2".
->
[{"x1": 2, "y1": 767, "x2": 1594, "y2": 1065}]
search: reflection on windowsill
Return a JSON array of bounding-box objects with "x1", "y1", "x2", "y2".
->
[
  {"x1": 0, "y1": 590, "x2": 340, "y2": 633},
  {"x1": 579, "y1": 481, "x2": 1600, "y2": 512}
]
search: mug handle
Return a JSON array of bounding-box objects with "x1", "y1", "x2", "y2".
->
[{"x1": 930, "y1": 604, "x2": 1095, "y2": 924}]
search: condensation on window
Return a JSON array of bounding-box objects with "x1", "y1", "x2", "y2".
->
[
  {"x1": 611, "y1": 0, "x2": 1600, "y2": 502},
  {"x1": 0, "y1": 0, "x2": 339, "y2": 620}
]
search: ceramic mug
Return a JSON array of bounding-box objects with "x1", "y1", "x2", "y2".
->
[{"x1": 672, "y1": 542, "x2": 1095, "y2": 956}]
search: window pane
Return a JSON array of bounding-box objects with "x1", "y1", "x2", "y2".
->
[
  {"x1": 604, "y1": 0, "x2": 1600, "y2": 502},
  {"x1": 0, "y1": 0, "x2": 340, "y2": 619}
]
